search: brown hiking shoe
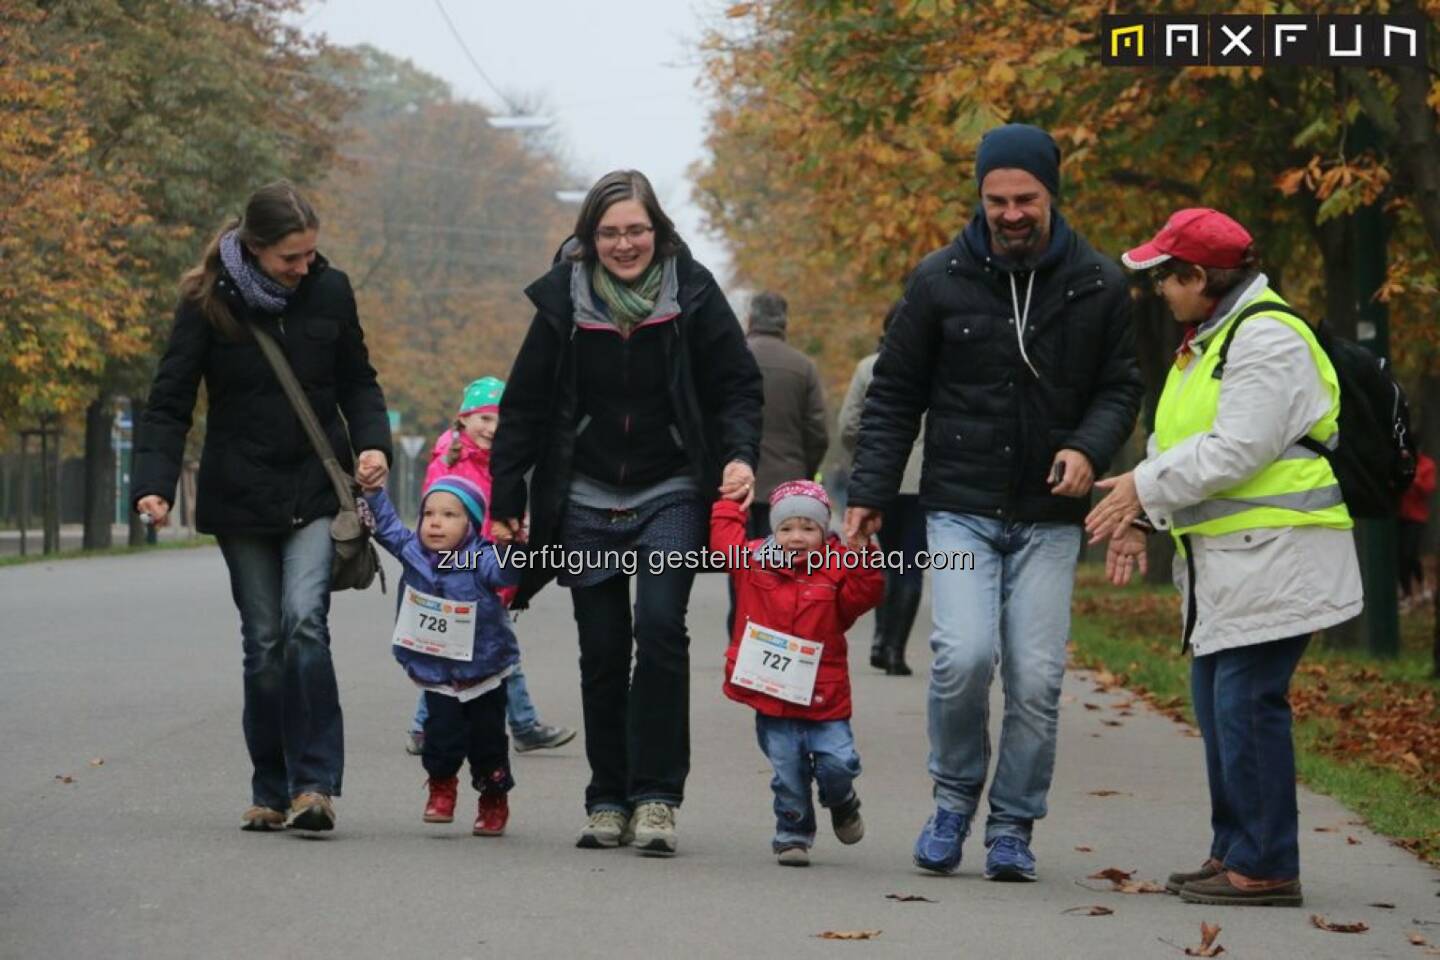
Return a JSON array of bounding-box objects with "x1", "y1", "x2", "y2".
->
[
  {"x1": 287, "y1": 793, "x2": 336, "y2": 832},
  {"x1": 1179, "y1": 870, "x2": 1302, "y2": 907},
  {"x1": 1165, "y1": 857, "x2": 1223, "y2": 894},
  {"x1": 241, "y1": 806, "x2": 286, "y2": 832}
]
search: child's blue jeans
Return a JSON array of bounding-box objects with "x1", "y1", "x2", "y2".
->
[{"x1": 754, "y1": 715, "x2": 861, "y2": 851}]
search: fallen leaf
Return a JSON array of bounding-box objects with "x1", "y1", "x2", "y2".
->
[
  {"x1": 1083, "y1": 703, "x2": 1101, "y2": 711},
  {"x1": 1062, "y1": 905, "x2": 1114, "y2": 916},
  {"x1": 884, "y1": 894, "x2": 935, "y2": 903},
  {"x1": 1101, "y1": 719, "x2": 1124, "y2": 727},
  {"x1": 54, "y1": 774, "x2": 74, "y2": 784},
  {"x1": 1347, "y1": 836, "x2": 1362, "y2": 845},
  {"x1": 1310, "y1": 914, "x2": 1369, "y2": 934},
  {"x1": 1118, "y1": 879, "x2": 1167, "y2": 894},
  {"x1": 1370, "y1": 902, "x2": 1396, "y2": 909},
  {"x1": 816, "y1": 930, "x2": 881, "y2": 940},
  {"x1": 1411, "y1": 932, "x2": 1430, "y2": 946},
  {"x1": 1089, "y1": 867, "x2": 1135, "y2": 884},
  {"x1": 1185, "y1": 920, "x2": 1225, "y2": 957},
  {"x1": 89, "y1": 758, "x2": 104, "y2": 767},
  {"x1": 1075, "y1": 845, "x2": 1094, "y2": 853},
  {"x1": 1314, "y1": 826, "x2": 1337, "y2": 833},
  {"x1": 1089, "y1": 789, "x2": 1128, "y2": 797}
]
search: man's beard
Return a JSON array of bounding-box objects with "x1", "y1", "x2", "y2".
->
[{"x1": 994, "y1": 221, "x2": 1047, "y2": 266}]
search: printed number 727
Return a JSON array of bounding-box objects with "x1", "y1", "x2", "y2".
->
[{"x1": 761, "y1": 651, "x2": 792, "y2": 672}]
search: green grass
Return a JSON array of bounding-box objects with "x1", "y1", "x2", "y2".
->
[
  {"x1": 1070, "y1": 568, "x2": 1440, "y2": 863},
  {"x1": 0, "y1": 535, "x2": 216, "y2": 568}
]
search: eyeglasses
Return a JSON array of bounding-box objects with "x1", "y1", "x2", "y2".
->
[
  {"x1": 1150, "y1": 266, "x2": 1176, "y2": 293},
  {"x1": 595, "y1": 225, "x2": 654, "y2": 244}
]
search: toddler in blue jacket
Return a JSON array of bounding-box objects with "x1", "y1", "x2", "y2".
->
[{"x1": 364, "y1": 474, "x2": 521, "y2": 836}]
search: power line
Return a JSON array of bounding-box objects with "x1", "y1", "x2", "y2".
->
[{"x1": 431, "y1": 0, "x2": 516, "y2": 115}]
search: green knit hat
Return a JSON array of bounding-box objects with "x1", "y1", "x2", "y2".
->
[{"x1": 458, "y1": 376, "x2": 505, "y2": 417}]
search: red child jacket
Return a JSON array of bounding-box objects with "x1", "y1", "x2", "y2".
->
[{"x1": 711, "y1": 499, "x2": 885, "y2": 721}]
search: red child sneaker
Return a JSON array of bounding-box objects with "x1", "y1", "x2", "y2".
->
[
  {"x1": 473, "y1": 791, "x2": 508, "y2": 836},
  {"x1": 424, "y1": 777, "x2": 459, "y2": 823}
]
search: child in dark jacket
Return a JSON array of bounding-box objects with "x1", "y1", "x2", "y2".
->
[
  {"x1": 364, "y1": 474, "x2": 521, "y2": 836},
  {"x1": 713, "y1": 479, "x2": 885, "y2": 866}
]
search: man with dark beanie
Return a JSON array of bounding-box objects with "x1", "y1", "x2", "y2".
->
[{"x1": 844, "y1": 123, "x2": 1142, "y2": 881}]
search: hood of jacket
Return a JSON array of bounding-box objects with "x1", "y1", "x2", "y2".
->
[{"x1": 959, "y1": 209, "x2": 1074, "y2": 275}]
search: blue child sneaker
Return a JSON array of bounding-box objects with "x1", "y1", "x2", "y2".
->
[
  {"x1": 913, "y1": 809, "x2": 969, "y2": 874},
  {"x1": 984, "y1": 835, "x2": 1038, "y2": 882}
]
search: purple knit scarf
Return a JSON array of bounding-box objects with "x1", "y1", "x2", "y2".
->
[{"x1": 219, "y1": 230, "x2": 298, "y2": 314}]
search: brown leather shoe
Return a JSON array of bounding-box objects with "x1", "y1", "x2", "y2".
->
[
  {"x1": 241, "y1": 805, "x2": 286, "y2": 832},
  {"x1": 1165, "y1": 857, "x2": 1223, "y2": 894},
  {"x1": 1179, "y1": 870, "x2": 1302, "y2": 907},
  {"x1": 287, "y1": 793, "x2": 336, "y2": 832}
]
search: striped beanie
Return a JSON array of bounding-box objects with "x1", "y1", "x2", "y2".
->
[
  {"x1": 424, "y1": 474, "x2": 488, "y2": 530},
  {"x1": 769, "y1": 479, "x2": 831, "y2": 529}
]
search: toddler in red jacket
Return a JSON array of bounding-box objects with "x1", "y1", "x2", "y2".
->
[{"x1": 712, "y1": 479, "x2": 885, "y2": 866}]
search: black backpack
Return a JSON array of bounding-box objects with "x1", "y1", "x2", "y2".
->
[{"x1": 1214, "y1": 301, "x2": 1416, "y2": 518}]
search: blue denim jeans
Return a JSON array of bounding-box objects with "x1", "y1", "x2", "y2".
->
[
  {"x1": 754, "y1": 715, "x2": 861, "y2": 851},
  {"x1": 925, "y1": 511, "x2": 1081, "y2": 843},
  {"x1": 410, "y1": 668, "x2": 540, "y2": 737},
  {"x1": 1191, "y1": 634, "x2": 1309, "y2": 880},
  {"x1": 217, "y1": 518, "x2": 343, "y2": 808}
]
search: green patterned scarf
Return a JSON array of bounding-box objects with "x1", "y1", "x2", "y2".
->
[{"x1": 592, "y1": 260, "x2": 664, "y2": 334}]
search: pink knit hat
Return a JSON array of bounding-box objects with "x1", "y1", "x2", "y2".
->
[{"x1": 769, "y1": 479, "x2": 831, "y2": 529}]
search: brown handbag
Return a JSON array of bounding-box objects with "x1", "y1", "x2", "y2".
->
[{"x1": 251, "y1": 324, "x2": 383, "y2": 592}]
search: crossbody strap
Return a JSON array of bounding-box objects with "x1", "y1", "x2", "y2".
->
[{"x1": 250, "y1": 324, "x2": 358, "y2": 513}]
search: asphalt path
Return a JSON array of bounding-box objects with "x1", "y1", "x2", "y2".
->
[{"x1": 2, "y1": 547, "x2": 1436, "y2": 959}]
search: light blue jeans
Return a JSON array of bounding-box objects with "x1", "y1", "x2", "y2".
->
[
  {"x1": 755, "y1": 715, "x2": 861, "y2": 851},
  {"x1": 925, "y1": 511, "x2": 1081, "y2": 843},
  {"x1": 410, "y1": 668, "x2": 539, "y2": 737}
]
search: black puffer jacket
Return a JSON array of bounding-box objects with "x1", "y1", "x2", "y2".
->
[
  {"x1": 132, "y1": 256, "x2": 391, "y2": 535},
  {"x1": 848, "y1": 212, "x2": 1142, "y2": 524},
  {"x1": 491, "y1": 244, "x2": 763, "y2": 607}
]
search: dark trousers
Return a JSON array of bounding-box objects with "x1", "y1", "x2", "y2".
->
[
  {"x1": 422, "y1": 686, "x2": 513, "y2": 794},
  {"x1": 725, "y1": 502, "x2": 772, "y2": 638},
  {"x1": 571, "y1": 565, "x2": 696, "y2": 812},
  {"x1": 1398, "y1": 520, "x2": 1425, "y2": 597},
  {"x1": 1191, "y1": 634, "x2": 1309, "y2": 880},
  {"x1": 217, "y1": 518, "x2": 343, "y2": 808}
]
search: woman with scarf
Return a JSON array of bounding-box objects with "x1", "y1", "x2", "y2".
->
[
  {"x1": 132, "y1": 181, "x2": 391, "y2": 834},
  {"x1": 490, "y1": 169, "x2": 763, "y2": 857}
]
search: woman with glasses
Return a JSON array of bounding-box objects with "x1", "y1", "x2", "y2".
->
[{"x1": 489, "y1": 169, "x2": 763, "y2": 856}]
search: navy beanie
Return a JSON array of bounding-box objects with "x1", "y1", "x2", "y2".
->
[{"x1": 975, "y1": 124, "x2": 1061, "y2": 199}]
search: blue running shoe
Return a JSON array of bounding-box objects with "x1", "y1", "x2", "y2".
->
[
  {"x1": 984, "y1": 835, "x2": 1037, "y2": 881},
  {"x1": 913, "y1": 809, "x2": 969, "y2": 874}
]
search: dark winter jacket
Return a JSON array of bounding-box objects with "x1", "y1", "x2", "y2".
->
[
  {"x1": 490, "y1": 244, "x2": 764, "y2": 607},
  {"x1": 848, "y1": 212, "x2": 1142, "y2": 524},
  {"x1": 364, "y1": 488, "x2": 520, "y2": 688},
  {"x1": 132, "y1": 256, "x2": 391, "y2": 534}
]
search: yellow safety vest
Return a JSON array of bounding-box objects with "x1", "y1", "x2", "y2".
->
[{"x1": 1152, "y1": 287, "x2": 1352, "y2": 541}]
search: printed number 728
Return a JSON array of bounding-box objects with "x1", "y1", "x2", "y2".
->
[
  {"x1": 761, "y1": 651, "x2": 792, "y2": 672},
  {"x1": 418, "y1": 614, "x2": 449, "y2": 634}
]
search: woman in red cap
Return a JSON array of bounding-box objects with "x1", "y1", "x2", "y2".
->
[{"x1": 1085, "y1": 208, "x2": 1362, "y2": 907}]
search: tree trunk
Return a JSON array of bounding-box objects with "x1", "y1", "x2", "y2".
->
[
  {"x1": 1387, "y1": 0, "x2": 1440, "y2": 260},
  {"x1": 41, "y1": 421, "x2": 60, "y2": 554},
  {"x1": 127, "y1": 396, "x2": 148, "y2": 547},
  {"x1": 82, "y1": 396, "x2": 114, "y2": 550}
]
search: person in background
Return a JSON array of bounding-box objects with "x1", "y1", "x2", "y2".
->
[
  {"x1": 1398, "y1": 443, "x2": 1435, "y2": 612},
  {"x1": 839, "y1": 300, "x2": 926, "y2": 676}
]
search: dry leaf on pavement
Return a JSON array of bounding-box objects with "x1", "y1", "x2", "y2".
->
[
  {"x1": 54, "y1": 774, "x2": 74, "y2": 784},
  {"x1": 1062, "y1": 905, "x2": 1114, "y2": 917},
  {"x1": 1411, "y1": 932, "x2": 1430, "y2": 946},
  {"x1": 1075, "y1": 845, "x2": 1094, "y2": 853},
  {"x1": 884, "y1": 894, "x2": 935, "y2": 903},
  {"x1": 1089, "y1": 789, "x2": 1128, "y2": 797},
  {"x1": 89, "y1": 758, "x2": 104, "y2": 767},
  {"x1": 816, "y1": 930, "x2": 881, "y2": 940},
  {"x1": 1310, "y1": 915, "x2": 1369, "y2": 933},
  {"x1": 1185, "y1": 921, "x2": 1225, "y2": 957}
]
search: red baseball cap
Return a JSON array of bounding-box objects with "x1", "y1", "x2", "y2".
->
[{"x1": 1122, "y1": 208, "x2": 1254, "y2": 271}]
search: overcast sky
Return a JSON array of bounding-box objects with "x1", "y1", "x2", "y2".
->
[{"x1": 301, "y1": 0, "x2": 733, "y2": 281}]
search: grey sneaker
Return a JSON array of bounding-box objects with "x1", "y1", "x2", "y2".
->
[
  {"x1": 632, "y1": 801, "x2": 678, "y2": 857},
  {"x1": 513, "y1": 723, "x2": 577, "y2": 753},
  {"x1": 776, "y1": 845, "x2": 810, "y2": 867},
  {"x1": 577, "y1": 809, "x2": 631, "y2": 849}
]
